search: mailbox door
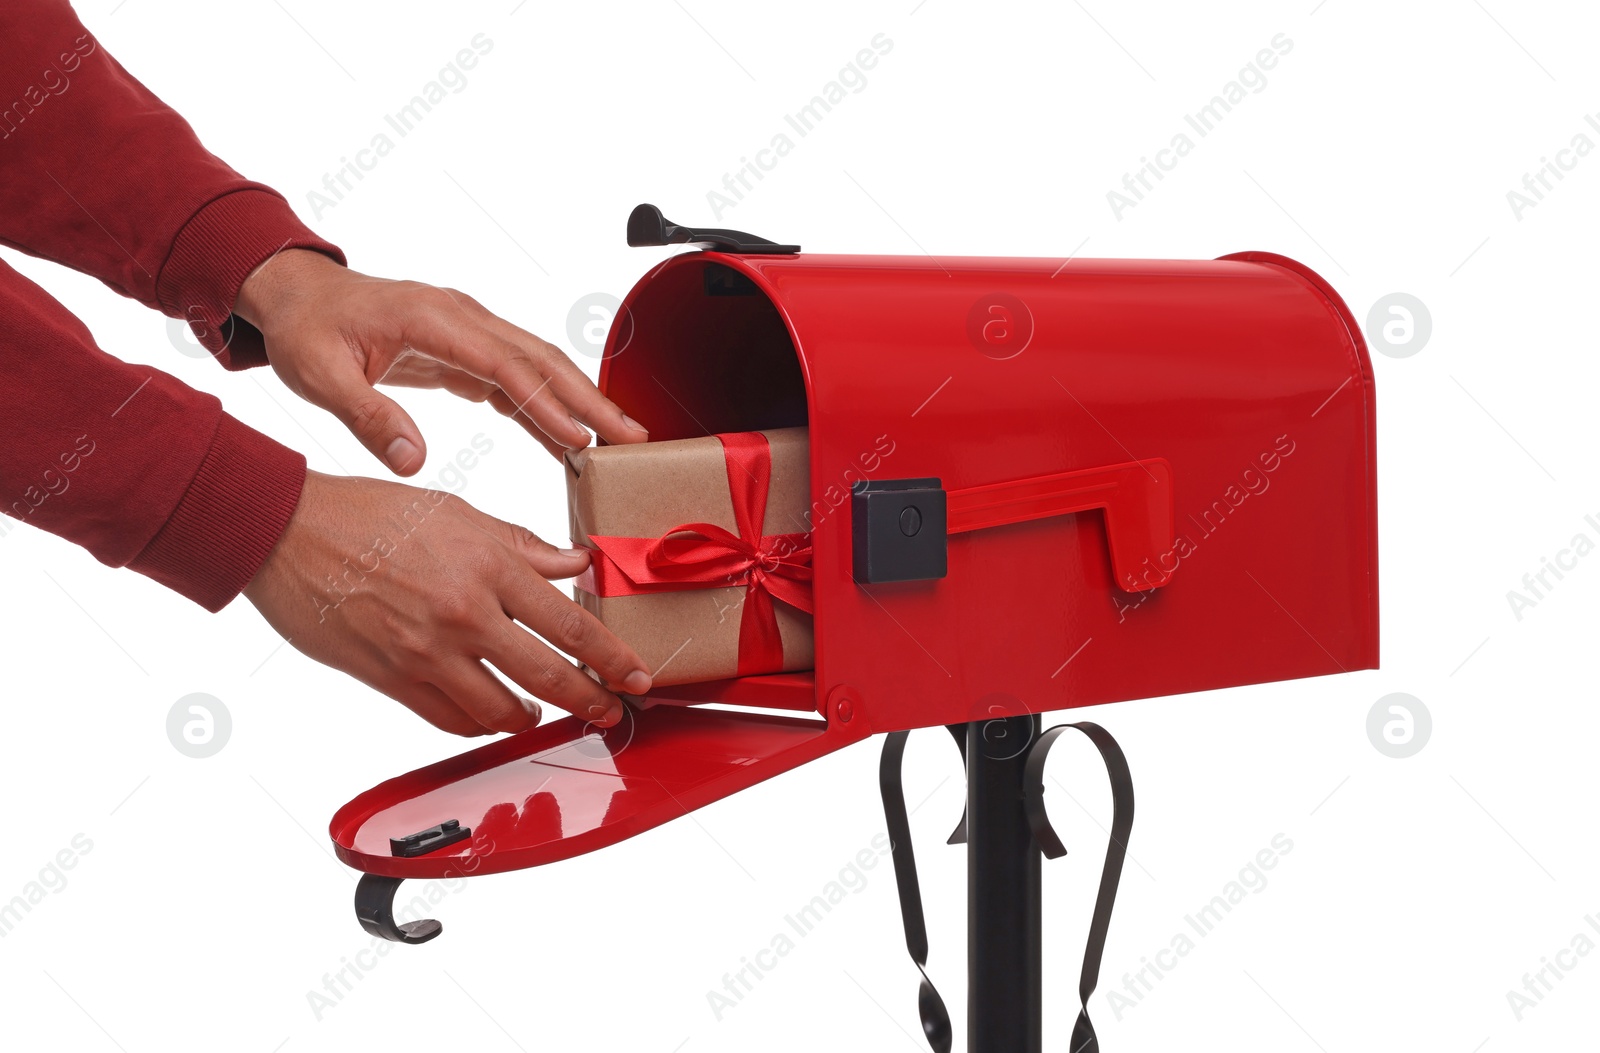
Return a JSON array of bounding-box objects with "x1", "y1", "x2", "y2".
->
[{"x1": 601, "y1": 250, "x2": 1376, "y2": 734}]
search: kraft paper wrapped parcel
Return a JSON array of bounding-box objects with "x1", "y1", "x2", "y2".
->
[{"x1": 565, "y1": 428, "x2": 814, "y2": 687}]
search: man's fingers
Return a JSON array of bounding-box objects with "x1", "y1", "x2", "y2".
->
[
  {"x1": 483, "y1": 514, "x2": 592, "y2": 580},
  {"x1": 544, "y1": 357, "x2": 651, "y2": 447},
  {"x1": 380, "y1": 358, "x2": 498, "y2": 403},
  {"x1": 474, "y1": 515, "x2": 651, "y2": 695},
  {"x1": 407, "y1": 312, "x2": 592, "y2": 450},
  {"x1": 487, "y1": 390, "x2": 567, "y2": 460},
  {"x1": 434, "y1": 660, "x2": 544, "y2": 734},
  {"x1": 389, "y1": 681, "x2": 494, "y2": 737},
  {"x1": 304, "y1": 357, "x2": 428, "y2": 475},
  {"x1": 475, "y1": 315, "x2": 650, "y2": 447},
  {"x1": 396, "y1": 296, "x2": 649, "y2": 455},
  {"x1": 475, "y1": 611, "x2": 631, "y2": 727},
  {"x1": 499, "y1": 566, "x2": 652, "y2": 697}
]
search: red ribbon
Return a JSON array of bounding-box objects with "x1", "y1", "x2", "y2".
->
[{"x1": 577, "y1": 432, "x2": 812, "y2": 677}]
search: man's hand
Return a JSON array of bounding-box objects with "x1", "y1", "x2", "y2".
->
[
  {"x1": 234, "y1": 249, "x2": 648, "y2": 473},
  {"x1": 244, "y1": 470, "x2": 652, "y2": 735}
]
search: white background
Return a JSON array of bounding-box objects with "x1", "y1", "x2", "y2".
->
[{"x1": 1, "y1": 1, "x2": 1596, "y2": 1050}]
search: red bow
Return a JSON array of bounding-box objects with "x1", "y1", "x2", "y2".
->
[{"x1": 579, "y1": 432, "x2": 812, "y2": 677}]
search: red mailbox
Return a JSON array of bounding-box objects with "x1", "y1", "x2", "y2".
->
[{"x1": 329, "y1": 205, "x2": 1377, "y2": 1052}]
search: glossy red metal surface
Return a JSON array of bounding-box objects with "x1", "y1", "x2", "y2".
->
[
  {"x1": 602, "y1": 249, "x2": 1378, "y2": 734},
  {"x1": 946, "y1": 458, "x2": 1175, "y2": 590},
  {"x1": 332, "y1": 703, "x2": 866, "y2": 879},
  {"x1": 331, "y1": 246, "x2": 1377, "y2": 878}
]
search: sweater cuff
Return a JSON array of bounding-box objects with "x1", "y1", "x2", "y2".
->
[
  {"x1": 127, "y1": 414, "x2": 307, "y2": 612},
  {"x1": 156, "y1": 188, "x2": 345, "y2": 371}
]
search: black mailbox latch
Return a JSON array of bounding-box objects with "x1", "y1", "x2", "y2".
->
[
  {"x1": 852, "y1": 478, "x2": 947, "y2": 584},
  {"x1": 390, "y1": 819, "x2": 471, "y2": 858}
]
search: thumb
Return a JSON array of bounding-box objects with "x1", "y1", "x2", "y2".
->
[{"x1": 310, "y1": 364, "x2": 427, "y2": 475}]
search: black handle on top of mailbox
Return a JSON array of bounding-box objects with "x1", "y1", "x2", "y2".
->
[{"x1": 626, "y1": 202, "x2": 800, "y2": 254}]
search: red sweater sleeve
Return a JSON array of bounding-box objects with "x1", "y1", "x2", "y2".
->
[
  {"x1": 0, "y1": 261, "x2": 305, "y2": 611},
  {"x1": 0, "y1": 2, "x2": 338, "y2": 609},
  {"x1": 0, "y1": 1, "x2": 345, "y2": 369}
]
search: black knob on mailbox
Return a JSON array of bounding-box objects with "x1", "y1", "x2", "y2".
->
[{"x1": 627, "y1": 203, "x2": 800, "y2": 254}]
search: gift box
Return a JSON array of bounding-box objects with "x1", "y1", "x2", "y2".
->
[{"x1": 565, "y1": 427, "x2": 814, "y2": 686}]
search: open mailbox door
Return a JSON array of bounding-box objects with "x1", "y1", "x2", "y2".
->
[
  {"x1": 329, "y1": 205, "x2": 1377, "y2": 1050},
  {"x1": 332, "y1": 681, "x2": 861, "y2": 885}
]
